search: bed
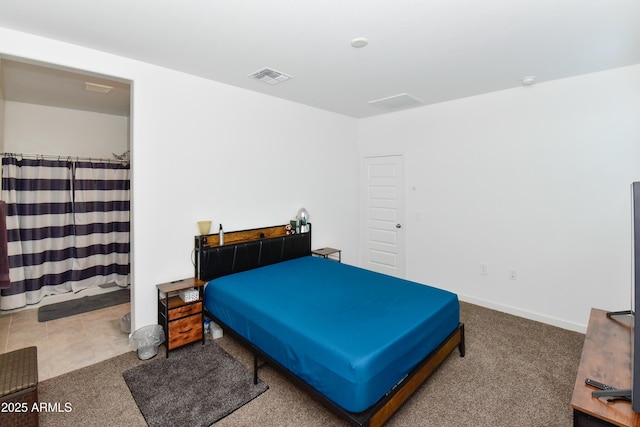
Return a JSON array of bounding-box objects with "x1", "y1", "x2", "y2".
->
[{"x1": 196, "y1": 224, "x2": 465, "y2": 426}]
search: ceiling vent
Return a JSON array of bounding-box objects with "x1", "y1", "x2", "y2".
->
[
  {"x1": 368, "y1": 93, "x2": 424, "y2": 110},
  {"x1": 248, "y1": 68, "x2": 292, "y2": 85},
  {"x1": 84, "y1": 82, "x2": 114, "y2": 94}
]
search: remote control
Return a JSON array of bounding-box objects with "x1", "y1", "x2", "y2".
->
[{"x1": 585, "y1": 378, "x2": 617, "y2": 391}]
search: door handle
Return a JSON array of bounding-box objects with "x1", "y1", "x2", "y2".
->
[{"x1": 396, "y1": 224, "x2": 402, "y2": 229}]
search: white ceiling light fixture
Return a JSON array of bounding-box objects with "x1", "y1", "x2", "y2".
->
[
  {"x1": 248, "y1": 67, "x2": 292, "y2": 85},
  {"x1": 368, "y1": 93, "x2": 424, "y2": 110},
  {"x1": 521, "y1": 75, "x2": 536, "y2": 86},
  {"x1": 84, "y1": 82, "x2": 114, "y2": 94},
  {"x1": 351, "y1": 37, "x2": 368, "y2": 48}
]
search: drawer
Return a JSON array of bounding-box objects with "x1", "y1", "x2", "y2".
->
[
  {"x1": 168, "y1": 314, "x2": 202, "y2": 350},
  {"x1": 168, "y1": 301, "x2": 202, "y2": 320}
]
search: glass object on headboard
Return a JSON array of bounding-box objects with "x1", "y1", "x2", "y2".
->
[{"x1": 297, "y1": 208, "x2": 310, "y2": 233}]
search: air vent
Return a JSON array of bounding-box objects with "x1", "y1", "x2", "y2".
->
[
  {"x1": 84, "y1": 82, "x2": 114, "y2": 94},
  {"x1": 248, "y1": 67, "x2": 292, "y2": 85},
  {"x1": 368, "y1": 93, "x2": 423, "y2": 110}
]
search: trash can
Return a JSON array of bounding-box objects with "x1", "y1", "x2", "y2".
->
[
  {"x1": 120, "y1": 313, "x2": 131, "y2": 334},
  {"x1": 129, "y1": 325, "x2": 165, "y2": 360}
]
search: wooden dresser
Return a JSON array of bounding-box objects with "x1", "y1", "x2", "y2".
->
[
  {"x1": 571, "y1": 308, "x2": 640, "y2": 426},
  {"x1": 157, "y1": 277, "x2": 205, "y2": 357}
]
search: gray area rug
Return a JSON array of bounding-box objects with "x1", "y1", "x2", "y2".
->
[
  {"x1": 123, "y1": 340, "x2": 268, "y2": 427},
  {"x1": 37, "y1": 288, "x2": 130, "y2": 322}
]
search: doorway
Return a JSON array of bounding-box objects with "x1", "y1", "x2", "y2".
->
[
  {"x1": 361, "y1": 154, "x2": 406, "y2": 278},
  {"x1": 0, "y1": 56, "x2": 134, "y2": 378},
  {"x1": 0, "y1": 56, "x2": 132, "y2": 308}
]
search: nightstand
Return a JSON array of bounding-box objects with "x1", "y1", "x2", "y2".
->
[
  {"x1": 157, "y1": 278, "x2": 205, "y2": 357},
  {"x1": 312, "y1": 247, "x2": 342, "y2": 262}
]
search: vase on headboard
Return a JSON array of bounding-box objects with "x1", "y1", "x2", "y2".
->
[{"x1": 197, "y1": 221, "x2": 212, "y2": 235}]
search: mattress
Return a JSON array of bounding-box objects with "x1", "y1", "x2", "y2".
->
[{"x1": 204, "y1": 256, "x2": 459, "y2": 413}]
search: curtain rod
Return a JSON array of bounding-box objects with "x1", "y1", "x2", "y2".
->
[{"x1": 1, "y1": 152, "x2": 129, "y2": 165}]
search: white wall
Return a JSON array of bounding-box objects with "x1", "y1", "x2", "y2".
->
[
  {"x1": 3, "y1": 101, "x2": 128, "y2": 157},
  {"x1": 358, "y1": 65, "x2": 640, "y2": 332},
  {"x1": 0, "y1": 27, "x2": 360, "y2": 332}
]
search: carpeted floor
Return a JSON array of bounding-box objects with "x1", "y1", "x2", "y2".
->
[{"x1": 37, "y1": 302, "x2": 585, "y2": 426}]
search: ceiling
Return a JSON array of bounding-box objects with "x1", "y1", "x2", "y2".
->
[{"x1": 0, "y1": 0, "x2": 639, "y2": 118}]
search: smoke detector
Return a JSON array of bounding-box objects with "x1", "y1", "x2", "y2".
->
[
  {"x1": 248, "y1": 68, "x2": 292, "y2": 85},
  {"x1": 351, "y1": 37, "x2": 369, "y2": 48},
  {"x1": 521, "y1": 76, "x2": 536, "y2": 86},
  {"x1": 368, "y1": 93, "x2": 424, "y2": 110}
]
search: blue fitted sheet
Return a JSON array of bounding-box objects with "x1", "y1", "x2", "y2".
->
[{"x1": 204, "y1": 256, "x2": 459, "y2": 413}]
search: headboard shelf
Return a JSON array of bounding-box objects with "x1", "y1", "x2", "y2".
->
[
  {"x1": 198, "y1": 224, "x2": 289, "y2": 248},
  {"x1": 194, "y1": 223, "x2": 312, "y2": 282}
]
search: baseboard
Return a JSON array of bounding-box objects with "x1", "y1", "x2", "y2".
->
[{"x1": 458, "y1": 294, "x2": 587, "y2": 334}]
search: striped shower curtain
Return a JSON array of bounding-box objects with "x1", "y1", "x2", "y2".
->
[
  {"x1": 0, "y1": 156, "x2": 130, "y2": 310},
  {"x1": 72, "y1": 161, "x2": 130, "y2": 289}
]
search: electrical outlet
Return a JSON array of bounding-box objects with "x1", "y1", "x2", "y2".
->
[
  {"x1": 480, "y1": 263, "x2": 488, "y2": 276},
  {"x1": 509, "y1": 270, "x2": 517, "y2": 280}
]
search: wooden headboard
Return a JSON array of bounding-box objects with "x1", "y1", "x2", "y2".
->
[{"x1": 194, "y1": 224, "x2": 312, "y2": 282}]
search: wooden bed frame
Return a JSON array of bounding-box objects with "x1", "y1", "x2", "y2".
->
[{"x1": 195, "y1": 224, "x2": 465, "y2": 427}]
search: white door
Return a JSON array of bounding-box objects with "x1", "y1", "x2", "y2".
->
[{"x1": 362, "y1": 155, "x2": 405, "y2": 278}]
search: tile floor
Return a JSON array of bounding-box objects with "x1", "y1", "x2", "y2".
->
[{"x1": 0, "y1": 302, "x2": 132, "y2": 381}]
